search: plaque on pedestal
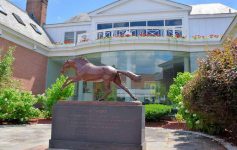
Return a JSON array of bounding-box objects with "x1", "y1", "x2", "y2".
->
[{"x1": 49, "y1": 101, "x2": 145, "y2": 150}]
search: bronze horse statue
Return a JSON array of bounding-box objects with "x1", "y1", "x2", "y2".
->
[{"x1": 61, "y1": 57, "x2": 142, "y2": 101}]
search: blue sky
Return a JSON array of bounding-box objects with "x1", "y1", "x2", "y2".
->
[{"x1": 10, "y1": 0, "x2": 237, "y2": 24}]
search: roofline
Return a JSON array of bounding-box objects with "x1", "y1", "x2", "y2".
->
[
  {"x1": 88, "y1": 0, "x2": 121, "y2": 14},
  {"x1": 221, "y1": 15, "x2": 237, "y2": 43},
  {"x1": 88, "y1": 0, "x2": 192, "y2": 16},
  {"x1": 44, "y1": 22, "x2": 91, "y2": 28},
  {"x1": 189, "y1": 13, "x2": 237, "y2": 19},
  {"x1": 88, "y1": 0, "x2": 125, "y2": 15},
  {"x1": 5, "y1": 0, "x2": 27, "y2": 14}
]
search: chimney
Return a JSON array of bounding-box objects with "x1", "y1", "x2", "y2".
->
[{"x1": 26, "y1": 0, "x2": 48, "y2": 26}]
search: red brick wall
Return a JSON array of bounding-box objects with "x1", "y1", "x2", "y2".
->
[{"x1": 0, "y1": 38, "x2": 48, "y2": 94}]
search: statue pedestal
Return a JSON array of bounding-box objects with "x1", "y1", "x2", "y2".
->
[{"x1": 49, "y1": 101, "x2": 145, "y2": 150}]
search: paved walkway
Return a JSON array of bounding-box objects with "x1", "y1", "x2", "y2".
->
[{"x1": 0, "y1": 124, "x2": 228, "y2": 150}]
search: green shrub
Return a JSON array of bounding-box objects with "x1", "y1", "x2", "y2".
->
[
  {"x1": 44, "y1": 75, "x2": 75, "y2": 116},
  {"x1": 0, "y1": 88, "x2": 40, "y2": 123},
  {"x1": 167, "y1": 72, "x2": 203, "y2": 129},
  {"x1": 145, "y1": 104, "x2": 172, "y2": 122},
  {"x1": 183, "y1": 38, "x2": 237, "y2": 137},
  {"x1": 168, "y1": 72, "x2": 193, "y2": 105},
  {"x1": 0, "y1": 46, "x2": 20, "y2": 89}
]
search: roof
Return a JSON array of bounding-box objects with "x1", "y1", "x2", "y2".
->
[
  {"x1": 191, "y1": 3, "x2": 237, "y2": 15},
  {"x1": 89, "y1": 0, "x2": 192, "y2": 15},
  {"x1": 221, "y1": 15, "x2": 237, "y2": 43},
  {"x1": 0, "y1": 0, "x2": 53, "y2": 47},
  {"x1": 65, "y1": 13, "x2": 91, "y2": 23}
]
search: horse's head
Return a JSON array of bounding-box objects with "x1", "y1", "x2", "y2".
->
[{"x1": 61, "y1": 60, "x2": 75, "y2": 74}]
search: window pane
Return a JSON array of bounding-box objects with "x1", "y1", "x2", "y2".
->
[
  {"x1": 147, "y1": 29, "x2": 164, "y2": 36},
  {"x1": 97, "y1": 32, "x2": 103, "y2": 39},
  {"x1": 131, "y1": 29, "x2": 146, "y2": 36},
  {"x1": 130, "y1": 21, "x2": 146, "y2": 27},
  {"x1": 114, "y1": 22, "x2": 129, "y2": 28},
  {"x1": 175, "y1": 30, "x2": 182, "y2": 37},
  {"x1": 165, "y1": 19, "x2": 182, "y2": 26},
  {"x1": 0, "y1": 5, "x2": 7, "y2": 16},
  {"x1": 147, "y1": 20, "x2": 164, "y2": 26},
  {"x1": 97, "y1": 23, "x2": 112, "y2": 30},
  {"x1": 12, "y1": 13, "x2": 25, "y2": 26},
  {"x1": 30, "y1": 23, "x2": 42, "y2": 35},
  {"x1": 64, "y1": 32, "x2": 74, "y2": 44},
  {"x1": 105, "y1": 31, "x2": 112, "y2": 37},
  {"x1": 167, "y1": 30, "x2": 173, "y2": 36}
]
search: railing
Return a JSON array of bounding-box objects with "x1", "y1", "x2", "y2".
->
[
  {"x1": 75, "y1": 26, "x2": 183, "y2": 42},
  {"x1": 52, "y1": 26, "x2": 222, "y2": 48}
]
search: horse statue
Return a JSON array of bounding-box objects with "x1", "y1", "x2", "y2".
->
[{"x1": 61, "y1": 57, "x2": 142, "y2": 101}]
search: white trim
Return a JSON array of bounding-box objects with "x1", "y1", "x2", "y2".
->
[
  {"x1": 44, "y1": 22, "x2": 91, "y2": 28},
  {"x1": 221, "y1": 15, "x2": 237, "y2": 43},
  {"x1": 91, "y1": 9, "x2": 190, "y2": 17},
  {"x1": 47, "y1": 38, "x2": 220, "y2": 57},
  {"x1": 189, "y1": 13, "x2": 237, "y2": 19},
  {"x1": 89, "y1": 0, "x2": 191, "y2": 16},
  {"x1": 0, "y1": 24, "x2": 49, "y2": 56}
]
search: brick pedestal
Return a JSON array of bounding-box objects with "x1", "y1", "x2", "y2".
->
[{"x1": 49, "y1": 101, "x2": 145, "y2": 150}]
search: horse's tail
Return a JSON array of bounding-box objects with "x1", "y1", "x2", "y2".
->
[{"x1": 117, "y1": 70, "x2": 142, "y2": 81}]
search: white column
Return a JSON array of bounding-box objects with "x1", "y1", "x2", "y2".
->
[
  {"x1": 125, "y1": 53, "x2": 132, "y2": 101},
  {"x1": 184, "y1": 57, "x2": 190, "y2": 72}
]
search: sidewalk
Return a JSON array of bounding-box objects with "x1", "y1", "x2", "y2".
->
[{"x1": 0, "y1": 124, "x2": 228, "y2": 150}]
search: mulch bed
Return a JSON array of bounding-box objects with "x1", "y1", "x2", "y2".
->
[
  {"x1": 146, "y1": 120, "x2": 189, "y2": 130},
  {"x1": 0, "y1": 118, "x2": 52, "y2": 125}
]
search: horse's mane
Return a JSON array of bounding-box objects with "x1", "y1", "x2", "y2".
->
[{"x1": 72, "y1": 57, "x2": 90, "y2": 66}]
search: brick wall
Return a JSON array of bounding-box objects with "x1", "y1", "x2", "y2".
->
[{"x1": 0, "y1": 38, "x2": 48, "y2": 94}]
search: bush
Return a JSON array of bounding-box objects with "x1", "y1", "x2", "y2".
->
[
  {"x1": 167, "y1": 72, "x2": 203, "y2": 129},
  {"x1": 43, "y1": 75, "x2": 75, "y2": 116},
  {"x1": 168, "y1": 72, "x2": 193, "y2": 105},
  {"x1": 0, "y1": 88, "x2": 40, "y2": 123},
  {"x1": 145, "y1": 104, "x2": 172, "y2": 122},
  {"x1": 0, "y1": 46, "x2": 20, "y2": 89},
  {"x1": 183, "y1": 38, "x2": 237, "y2": 137}
]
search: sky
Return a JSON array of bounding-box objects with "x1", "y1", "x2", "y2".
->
[{"x1": 10, "y1": 0, "x2": 237, "y2": 24}]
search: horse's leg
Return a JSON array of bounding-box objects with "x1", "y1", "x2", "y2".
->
[
  {"x1": 62, "y1": 77, "x2": 79, "y2": 89},
  {"x1": 98, "y1": 81, "x2": 111, "y2": 101},
  {"x1": 113, "y1": 76, "x2": 138, "y2": 101},
  {"x1": 62, "y1": 78, "x2": 71, "y2": 88}
]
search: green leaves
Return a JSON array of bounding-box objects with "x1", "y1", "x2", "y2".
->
[
  {"x1": 0, "y1": 46, "x2": 18, "y2": 89},
  {"x1": 183, "y1": 38, "x2": 237, "y2": 137},
  {"x1": 168, "y1": 72, "x2": 193, "y2": 105},
  {"x1": 43, "y1": 75, "x2": 75, "y2": 116},
  {"x1": 0, "y1": 88, "x2": 40, "y2": 123},
  {"x1": 145, "y1": 104, "x2": 172, "y2": 122}
]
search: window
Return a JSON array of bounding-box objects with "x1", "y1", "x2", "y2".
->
[
  {"x1": 64, "y1": 32, "x2": 74, "y2": 44},
  {"x1": 30, "y1": 23, "x2": 41, "y2": 35},
  {"x1": 147, "y1": 29, "x2": 164, "y2": 36},
  {"x1": 97, "y1": 23, "x2": 112, "y2": 30},
  {"x1": 12, "y1": 13, "x2": 25, "y2": 26},
  {"x1": 114, "y1": 22, "x2": 129, "y2": 28},
  {"x1": 130, "y1": 21, "x2": 146, "y2": 27},
  {"x1": 76, "y1": 31, "x2": 87, "y2": 42},
  {"x1": 105, "y1": 31, "x2": 112, "y2": 37},
  {"x1": 0, "y1": 5, "x2": 7, "y2": 16},
  {"x1": 175, "y1": 30, "x2": 182, "y2": 37},
  {"x1": 165, "y1": 19, "x2": 182, "y2": 26},
  {"x1": 167, "y1": 30, "x2": 173, "y2": 37},
  {"x1": 147, "y1": 20, "x2": 164, "y2": 26},
  {"x1": 97, "y1": 32, "x2": 103, "y2": 39}
]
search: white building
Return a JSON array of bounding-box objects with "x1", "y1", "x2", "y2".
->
[{"x1": 0, "y1": 0, "x2": 236, "y2": 102}]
